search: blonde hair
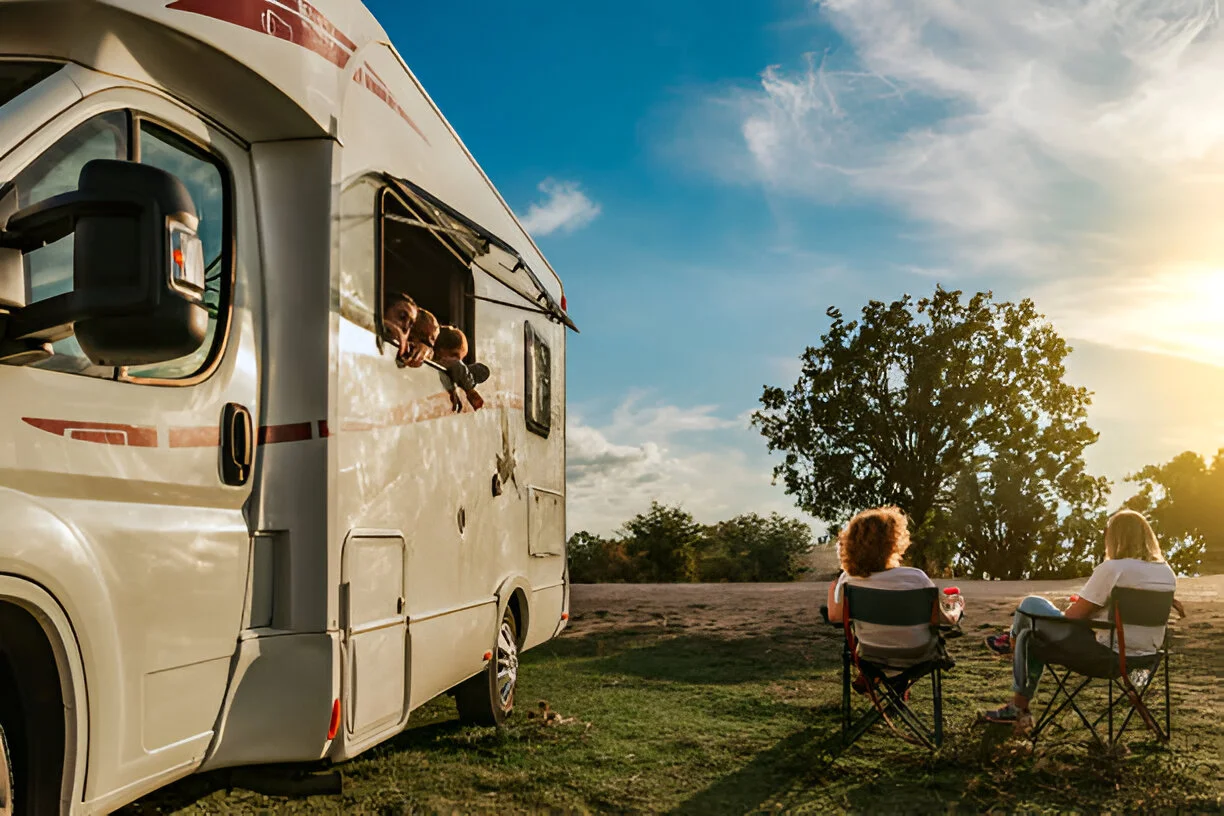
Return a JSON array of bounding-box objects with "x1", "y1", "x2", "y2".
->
[
  {"x1": 838, "y1": 506, "x2": 910, "y2": 578},
  {"x1": 1104, "y1": 509, "x2": 1163, "y2": 562}
]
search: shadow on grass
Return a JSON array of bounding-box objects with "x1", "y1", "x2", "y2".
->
[
  {"x1": 667, "y1": 726, "x2": 839, "y2": 816},
  {"x1": 533, "y1": 629, "x2": 844, "y2": 686},
  {"x1": 116, "y1": 764, "x2": 342, "y2": 815},
  {"x1": 671, "y1": 714, "x2": 1223, "y2": 816}
]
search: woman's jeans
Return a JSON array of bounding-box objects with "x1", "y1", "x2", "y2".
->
[{"x1": 1010, "y1": 595, "x2": 1074, "y2": 700}]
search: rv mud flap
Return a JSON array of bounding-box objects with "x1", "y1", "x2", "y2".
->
[{"x1": 200, "y1": 631, "x2": 339, "y2": 770}]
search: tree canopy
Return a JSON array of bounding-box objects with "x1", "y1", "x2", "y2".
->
[
  {"x1": 567, "y1": 504, "x2": 816, "y2": 584},
  {"x1": 1123, "y1": 449, "x2": 1224, "y2": 575},
  {"x1": 753, "y1": 286, "x2": 1107, "y2": 577}
]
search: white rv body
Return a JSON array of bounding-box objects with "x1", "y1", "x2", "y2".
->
[{"x1": 0, "y1": 1, "x2": 572, "y2": 812}]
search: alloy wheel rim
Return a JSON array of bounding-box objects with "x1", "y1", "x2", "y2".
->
[{"x1": 496, "y1": 620, "x2": 518, "y2": 709}]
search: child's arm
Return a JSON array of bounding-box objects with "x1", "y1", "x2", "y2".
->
[
  {"x1": 1172, "y1": 598, "x2": 1187, "y2": 619},
  {"x1": 465, "y1": 388, "x2": 484, "y2": 410},
  {"x1": 397, "y1": 341, "x2": 430, "y2": 368}
]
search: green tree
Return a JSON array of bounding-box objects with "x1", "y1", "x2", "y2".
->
[
  {"x1": 567, "y1": 531, "x2": 639, "y2": 583},
  {"x1": 700, "y1": 513, "x2": 815, "y2": 582},
  {"x1": 1123, "y1": 449, "x2": 1224, "y2": 576},
  {"x1": 949, "y1": 447, "x2": 1107, "y2": 579},
  {"x1": 620, "y1": 502, "x2": 704, "y2": 583},
  {"x1": 753, "y1": 286, "x2": 1104, "y2": 575}
]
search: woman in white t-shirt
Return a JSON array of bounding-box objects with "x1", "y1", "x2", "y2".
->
[
  {"x1": 826, "y1": 506, "x2": 963, "y2": 659},
  {"x1": 982, "y1": 509, "x2": 1181, "y2": 726}
]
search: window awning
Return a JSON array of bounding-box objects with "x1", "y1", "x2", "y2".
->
[{"x1": 385, "y1": 175, "x2": 578, "y2": 333}]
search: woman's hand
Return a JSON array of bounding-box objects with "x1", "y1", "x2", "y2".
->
[{"x1": 1172, "y1": 598, "x2": 1187, "y2": 619}]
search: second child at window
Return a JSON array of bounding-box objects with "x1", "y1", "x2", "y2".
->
[{"x1": 434, "y1": 326, "x2": 490, "y2": 411}]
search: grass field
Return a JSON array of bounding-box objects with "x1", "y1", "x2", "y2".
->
[{"x1": 123, "y1": 576, "x2": 1224, "y2": 815}]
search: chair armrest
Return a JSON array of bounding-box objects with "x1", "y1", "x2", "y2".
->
[
  {"x1": 820, "y1": 605, "x2": 841, "y2": 629},
  {"x1": 1025, "y1": 612, "x2": 1113, "y2": 631}
]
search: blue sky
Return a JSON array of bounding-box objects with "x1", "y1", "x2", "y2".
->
[{"x1": 368, "y1": 0, "x2": 1224, "y2": 536}]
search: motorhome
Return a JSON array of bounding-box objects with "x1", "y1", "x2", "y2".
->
[{"x1": 0, "y1": 1, "x2": 574, "y2": 812}]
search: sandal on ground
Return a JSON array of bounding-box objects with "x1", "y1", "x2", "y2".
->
[
  {"x1": 984, "y1": 633, "x2": 1013, "y2": 655},
  {"x1": 981, "y1": 703, "x2": 1032, "y2": 729}
]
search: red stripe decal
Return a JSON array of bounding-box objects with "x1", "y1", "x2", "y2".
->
[
  {"x1": 360, "y1": 63, "x2": 430, "y2": 145},
  {"x1": 23, "y1": 392, "x2": 525, "y2": 448},
  {"x1": 164, "y1": 2, "x2": 428, "y2": 145},
  {"x1": 258, "y1": 422, "x2": 314, "y2": 445},
  {"x1": 22, "y1": 418, "x2": 158, "y2": 447},
  {"x1": 166, "y1": 0, "x2": 356, "y2": 68}
]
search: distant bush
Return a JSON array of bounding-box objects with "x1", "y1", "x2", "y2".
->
[{"x1": 568, "y1": 502, "x2": 815, "y2": 583}]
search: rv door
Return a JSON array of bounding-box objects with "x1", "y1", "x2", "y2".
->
[{"x1": 0, "y1": 82, "x2": 262, "y2": 796}]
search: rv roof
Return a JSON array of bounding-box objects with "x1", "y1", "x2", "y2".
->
[{"x1": 0, "y1": 0, "x2": 570, "y2": 314}]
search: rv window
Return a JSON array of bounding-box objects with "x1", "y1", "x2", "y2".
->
[
  {"x1": 124, "y1": 121, "x2": 230, "y2": 382},
  {"x1": 0, "y1": 61, "x2": 62, "y2": 109},
  {"x1": 10, "y1": 111, "x2": 232, "y2": 383},
  {"x1": 524, "y1": 322, "x2": 551, "y2": 438},
  {"x1": 13, "y1": 111, "x2": 131, "y2": 379},
  {"x1": 379, "y1": 189, "x2": 475, "y2": 360}
]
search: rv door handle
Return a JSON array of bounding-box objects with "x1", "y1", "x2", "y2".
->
[{"x1": 221, "y1": 403, "x2": 253, "y2": 486}]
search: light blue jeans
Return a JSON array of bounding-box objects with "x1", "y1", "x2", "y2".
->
[{"x1": 1009, "y1": 595, "x2": 1077, "y2": 700}]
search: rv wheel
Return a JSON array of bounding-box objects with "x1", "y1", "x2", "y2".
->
[
  {"x1": 0, "y1": 723, "x2": 12, "y2": 816},
  {"x1": 455, "y1": 606, "x2": 518, "y2": 727}
]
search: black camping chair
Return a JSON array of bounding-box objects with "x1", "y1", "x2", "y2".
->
[
  {"x1": 1025, "y1": 588, "x2": 1174, "y2": 748},
  {"x1": 833, "y1": 586, "x2": 958, "y2": 751}
]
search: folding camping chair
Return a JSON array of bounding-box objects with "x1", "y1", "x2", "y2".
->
[
  {"x1": 1025, "y1": 588, "x2": 1174, "y2": 749},
  {"x1": 837, "y1": 585, "x2": 957, "y2": 751}
]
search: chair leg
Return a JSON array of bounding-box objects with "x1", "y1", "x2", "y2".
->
[
  {"x1": 842, "y1": 646, "x2": 851, "y2": 746},
  {"x1": 1033, "y1": 669, "x2": 1089, "y2": 739},
  {"x1": 886, "y1": 688, "x2": 936, "y2": 749},
  {"x1": 1036, "y1": 669, "x2": 1103, "y2": 745},
  {"x1": 1114, "y1": 659, "x2": 1169, "y2": 744},
  {"x1": 932, "y1": 668, "x2": 944, "y2": 748},
  {"x1": 844, "y1": 702, "x2": 887, "y2": 748},
  {"x1": 1108, "y1": 668, "x2": 1115, "y2": 749},
  {"x1": 1164, "y1": 647, "x2": 1171, "y2": 738}
]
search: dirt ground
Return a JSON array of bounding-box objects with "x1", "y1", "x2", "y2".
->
[{"x1": 570, "y1": 574, "x2": 1224, "y2": 645}]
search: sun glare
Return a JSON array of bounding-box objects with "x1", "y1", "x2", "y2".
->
[
  {"x1": 1160, "y1": 266, "x2": 1224, "y2": 366},
  {"x1": 1204, "y1": 269, "x2": 1224, "y2": 312}
]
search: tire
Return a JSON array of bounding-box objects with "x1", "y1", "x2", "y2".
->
[
  {"x1": 0, "y1": 723, "x2": 13, "y2": 816},
  {"x1": 455, "y1": 606, "x2": 519, "y2": 727}
]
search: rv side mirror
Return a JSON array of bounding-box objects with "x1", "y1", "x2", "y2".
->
[{"x1": 0, "y1": 159, "x2": 208, "y2": 366}]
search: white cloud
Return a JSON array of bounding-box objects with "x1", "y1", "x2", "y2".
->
[
  {"x1": 604, "y1": 391, "x2": 739, "y2": 441},
  {"x1": 519, "y1": 178, "x2": 602, "y2": 237},
  {"x1": 677, "y1": 0, "x2": 1224, "y2": 366},
  {"x1": 565, "y1": 396, "x2": 819, "y2": 537}
]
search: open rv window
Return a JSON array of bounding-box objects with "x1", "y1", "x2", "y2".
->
[
  {"x1": 0, "y1": 61, "x2": 62, "y2": 109},
  {"x1": 524, "y1": 321, "x2": 551, "y2": 438},
  {"x1": 387, "y1": 175, "x2": 578, "y2": 334},
  {"x1": 378, "y1": 187, "x2": 476, "y2": 361}
]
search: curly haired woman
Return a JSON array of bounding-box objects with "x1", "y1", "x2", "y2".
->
[{"x1": 826, "y1": 506, "x2": 963, "y2": 653}]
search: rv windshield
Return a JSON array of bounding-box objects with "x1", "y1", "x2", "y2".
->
[{"x1": 0, "y1": 61, "x2": 62, "y2": 109}]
